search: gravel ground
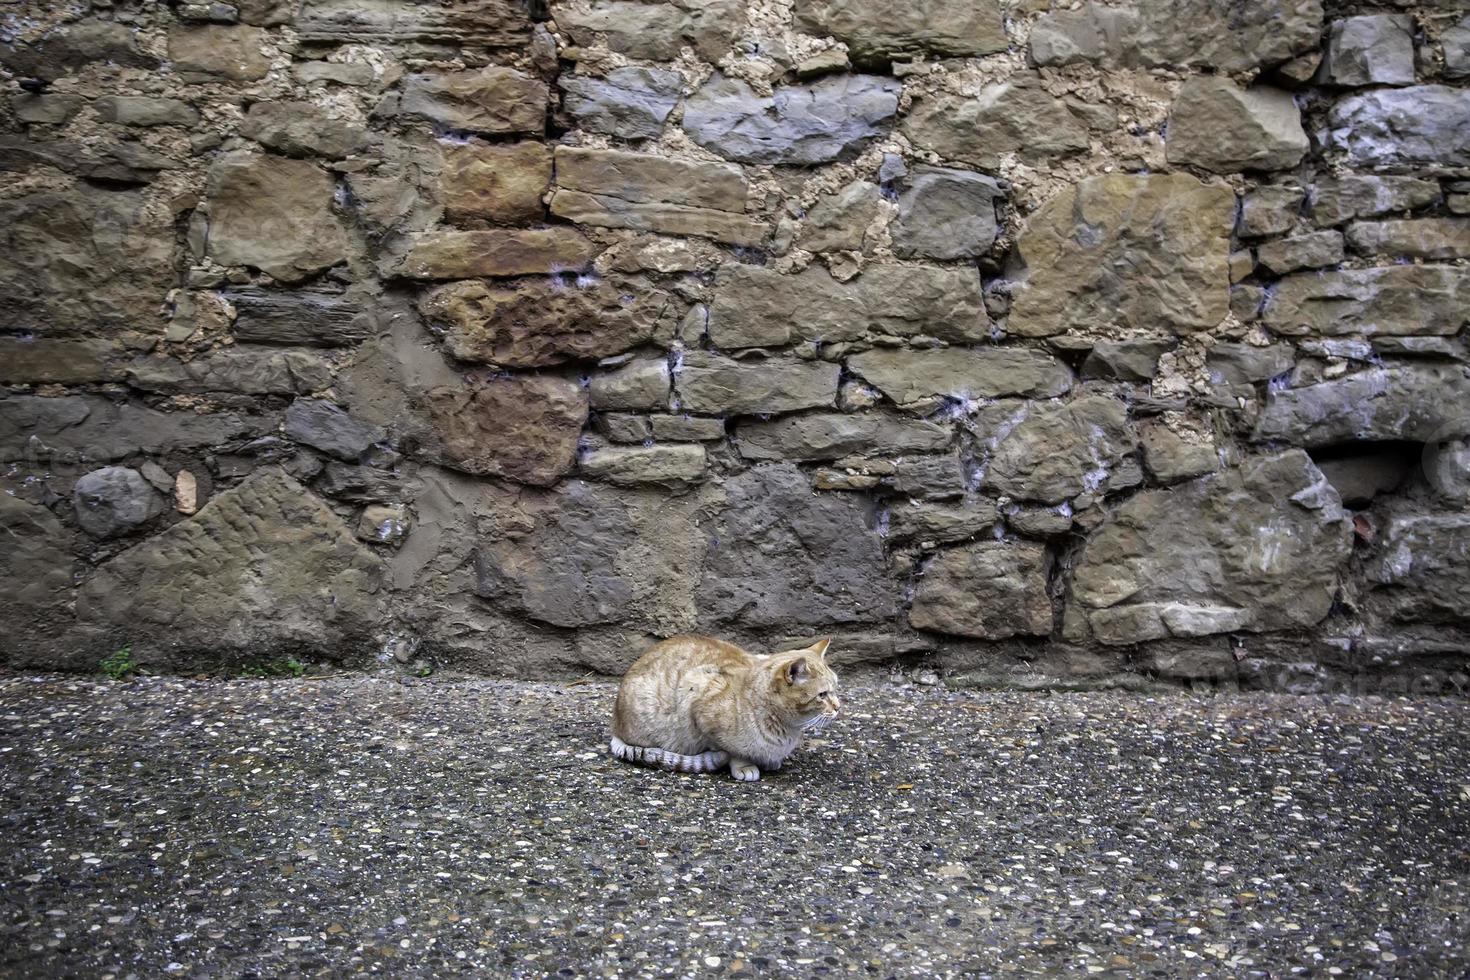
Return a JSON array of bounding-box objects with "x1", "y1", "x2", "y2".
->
[{"x1": 1, "y1": 673, "x2": 1467, "y2": 978}]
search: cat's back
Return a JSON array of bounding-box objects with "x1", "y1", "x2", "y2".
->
[
  {"x1": 613, "y1": 635, "x2": 753, "y2": 744},
  {"x1": 625, "y1": 634, "x2": 751, "y2": 680}
]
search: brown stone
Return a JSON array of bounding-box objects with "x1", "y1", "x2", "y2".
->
[
  {"x1": 1261, "y1": 266, "x2": 1470, "y2": 337},
  {"x1": 908, "y1": 541, "x2": 1052, "y2": 639},
  {"x1": 552, "y1": 0, "x2": 746, "y2": 63},
  {"x1": 398, "y1": 229, "x2": 599, "y2": 279},
  {"x1": 903, "y1": 77, "x2": 1089, "y2": 169},
  {"x1": 794, "y1": 0, "x2": 1006, "y2": 61},
  {"x1": 675, "y1": 352, "x2": 840, "y2": 415},
  {"x1": 440, "y1": 142, "x2": 552, "y2": 225},
  {"x1": 426, "y1": 376, "x2": 589, "y2": 485},
  {"x1": 398, "y1": 67, "x2": 548, "y2": 134},
  {"x1": 167, "y1": 25, "x2": 271, "y2": 81},
  {"x1": 847, "y1": 348, "x2": 1073, "y2": 407},
  {"x1": 0, "y1": 338, "x2": 120, "y2": 385}
]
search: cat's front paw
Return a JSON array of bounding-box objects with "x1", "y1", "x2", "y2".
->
[{"x1": 730, "y1": 760, "x2": 761, "y2": 782}]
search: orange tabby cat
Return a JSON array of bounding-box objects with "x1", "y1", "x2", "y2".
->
[{"x1": 610, "y1": 635, "x2": 840, "y2": 781}]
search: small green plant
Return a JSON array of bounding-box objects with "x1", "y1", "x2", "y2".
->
[
  {"x1": 100, "y1": 646, "x2": 137, "y2": 681},
  {"x1": 238, "y1": 657, "x2": 308, "y2": 679},
  {"x1": 414, "y1": 664, "x2": 433, "y2": 678}
]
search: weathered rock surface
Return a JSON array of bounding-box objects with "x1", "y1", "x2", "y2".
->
[
  {"x1": 1139, "y1": 424, "x2": 1218, "y2": 484},
  {"x1": 1207, "y1": 343, "x2": 1295, "y2": 385},
  {"x1": 125, "y1": 348, "x2": 333, "y2": 395},
  {"x1": 1238, "y1": 184, "x2": 1305, "y2": 238},
  {"x1": 1072, "y1": 452, "x2": 1351, "y2": 644},
  {"x1": 1007, "y1": 173, "x2": 1234, "y2": 337},
  {"x1": 699, "y1": 464, "x2": 895, "y2": 627},
  {"x1": 76, "y1": 469, "x2": 383, "y2": 660},
  {"x1": 1166, "y1": 78, "x2": 1307, "y2": 173},
  {"x1": 1320, "y1": 15, "x2": 1415, "y2": 87},
  {"x1": 887, "y1": 500, "x2": 999, "y2": 545},
  {"x1": 552, "y1": 0, "x2": 746, "y2": 62},
  {"x1": 0, "y1": 495, "x2": 76, "y2": 664},
  {"x1": 295, "y1": 0, "x2": 531, "y2": 47},
  {"x1": 589, "y1": 358, "x2": 671, "y2": 410},
  {"x1": 903, "y1": 78, "x2": 1090, "y2": 169},
  {"x1": 675, "y1": 353, "x2": 839, "y2": 415},
  {"x1": 73, "y1": 467, "x2": 166, "y2": 539},
  {"x1": 682, "y1": 74, "x2": 900, "y2": 165},
  {"x1": 737, "y1": 413, "x2": 952, "y2": 461},
  {"x1": 1370, "y1": 513, "x2": 1470, "y2": 622},
  {"x1": 560, "y1": 67, "x2": 683, "y2": 139},
  {"x1": 550, "y1": 147, "x2": 763, "y2": 246},
  {"x1": 793, "y1": 0, "x2": 1007, "y2": 61},
  {"x1": 425, "y1": 376, "x2": 589, "y2": 485},
  {"x1": 0, "y1": 338, "x2": 120, "y2": 385},
  {"x1": 438, "y1": 141, "x2": 551, "y2": 225},
  {"x1": 1, "y1": 19, "x2": 158, "y2": 81},
  {"x1": 1329, "y1": 87, "x2": 1470, "y2": 170},
  {"x1": 890, "y1": 166, "x2": 1003, "y2": 260},
  {"x1": 1253, "y1": 365, "x2": 1470, "y2": 447},
  {"x1": 1261, "y1": 266, "x2": 1470, "y2": 337},
  {"x1": 581, "y1": 444, "x2": 706, "y2": 489},
  {"x1": 797, "y1": 181, "x2": 883, "y2": 253},
  {"x1": 1080, "y1": 339, "x2": 1174, "y2": 382},
  {"x1": 909, "y1": 541, "x2": 1052, "y2": 639},
  {"x1": 1256, "y1": 230, "x2": 1345, "y2": 275},
  {"x1": 397, "y1": 68, "x2": 548, "y2": 133},
  {"x1": 847, "y1": 348, "x2": 1073, "y2": 407},
  {"x1": 707, "y1": 263, "x2": 989, "y2": 347},
  {"x1": 0, "y1": 396, "x2": 263, "y2": 463},
  {"x1": 420, "y1": 276, "x2": 673, "y2": 367},
  {"x1": 193, "y1": 151, "x2": 347, "y2": 283},
  {"x1": 398, "y1": 229, "x2": 599, "y2": 279},
  {"x1": 168, "y1": 25, "x2": 270, "y2": 82},
  {"x1": 1345, "y1": 219, "x2": 1470, "y2": 260},
  {"x1": 1029, "y1": 0, "x2": 1322, "y2": 73},
  {"x1": 95, "y1": 96, "x2": 199, "y2": 128},
  {"x1": 1308, "y1": 176, "x2": 1442, "y2": 226},
  {"x1": 240, "y1": 102, "x2": 367, "y2": 158},
  {"x1": 284, "y1": 399, "x2": 388, "y2": 461},
  {"x1": 226, "y1": 289, "x2": 374, "y2": 347},
  {"x1": 982, "y1": 397, "x2": 1136, "y2": 505}
]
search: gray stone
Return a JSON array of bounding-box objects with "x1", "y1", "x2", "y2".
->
[
  {"x1": 193, "y1": 151, "x2": 347, "y2": 283},
  {"x1": 798, "y1": 181, "x2": 883, "y2": 253},
  {"x1": 650, "y1": 415, "x2": 726, "y2": 441},
  {"x1": 425, "y1": 376, "x2": 589, "y2": 485},
  {"x1": 1346, "y1": 219, "x2": 1470, "y2": 260},
  {"x1": 12, "y1": 93, "x2": 83, "y2": 124},
  {"x1": 1008, "y1": 173, "x2": 1234, "y2": 337},
  {"x1": 589, "y1": 358, "x2": 671, "y2": 411},
  {"x1": 1425, "y1": 437, "x2": 1470, "y2": 503},
  {"x1": 737, "y1": 413, "x2": 952, "y2": 461},
  {"x1": 296, "y1": 0, "x2": 531, "y2": 47},
  {"x1": 316, "y1": 463, "x2": 401, "y2": 503},
  {"x1": 884, "y1": 454, "x2": 967, "y2": 500},
  {"x1": 168, "y1": 25, "x2": 270, "y2": 82},
  {"x1": 1080, "y1": 339, "x2": 1175, "y2": 382},
  {"x1": 1006, "y1": 505, "x2": 1074, "y2": 537},
  {"x1": 699, "y1": 464, "x2": 896, "y2": 627},
  {"x1": 1445, "y1": 17, "x2": 1470, "y2": 80},
  {"x1": 1253, "y1": 365, "x2": 1470, "y2": 447},
  {"x1": 594, "y1": 413, "x2": 652, "y2": 443},
  {"x1": 1329, "y1": 86, "x2": 1470, "y2": 170},
  {"x1": 550, "y1": 147, "x2": 763, "y2": 246},
  {"x1": 0, "y1": 338, "x2": 120, "y2": 385},
  {"x1": 0, "y1": 396, "x2": 263, "y2": 464},
  {"x1": 397, "y1": 67, "x2": 548, "y2": 133},
  {"x1": 1028, "y1": 0, "x2": 1322, "y2": 74},
  {"x1": 909, "y1": 541, "x2": 1052, "y2": 639},
  {"x1": 125, "y1": 348, "x2": 334, "y2": 396},
  {"x1": 552, "y1": 0, "x2": 746, "y2": 62},
  {"x1": 73, "y1": 467, "x2": 166, "y2": 539},
  {"x1": 1238, "y1": 184, "x2": 1305, "y2": 237},
  {"x1": 1231, "y1": 285, "x2": 1266, "y2": 322},
  {"x1": 581, "y1": 444, "x2": 706, "y2": 489},
  {"x1": 982, "y1": 396, "x2": 1136, "y2": 505},
  {"x1": 1072, "y1": 451, "x2": 1351, "y2": 643},
  {"x1": 1139, "y1": 424, "x2": 1218, "y2": 484},
  {"x1": 1166, "y1": 78, "x2": 1307, "y2": 173},
  {"x1": 903, "y1": 77, "x2": 1089, "y2": 169},
  {"x1": 560, "y1": 67, "x2": 683, "y2": 139},
  {"x1": 285, "y1": 399, "x2": 388, "y2": 462},
  {"x1": 95, "y1": 96, "x2": 199, "y2": 127},
  {"x1": 1320, "y1": 15, "x2": 1415, "y2": 87},
  {"x1": 847, "y1": 348, "x2": 1074, "y2": 408},
  {"x1": 1207, "y1": 343, "x2": 1295, "y2": 385},
  {"x1": 890, "y1": 166, "x2": 1003, "y2": 261},
  {"x1": 397, "y1": 229, "x2": 599, "y2": 279},
  {"x1": 1369, "y1": 513, "x2": 1470, "y2": 622},
  {"x1": 682, "y1": 73, "x2": 900, "y2": 165},
  {"x1": 887, "y1": 500, "x2": 999, "y2": 545},
  {"x1": 76, "y1": 469, "x2": 383, "y2": 659},
  {"x1": 1261, "y1": 266, "x2": 1470, "y2": 337},
  {"x1": 793, "y1": 0, "x2": 1006, "y2": 61},
  {"x1": 1308, "y1": 176, "x2": 1441, "y2": 225},
  {"x1": 1256, "y1": 230, "x2": 1345, "y2": 275},
  {"x1": 240, "y1": 101, "x2": 368, "y2": 158},
  {"x1": 0, "y1": 494, "x2": 77, "y2": 665},
  {"x1": 1, "y1": 19, "x2": 157, "y2": 81},
  {"x1": 227, "y1": 289, "x2": 374, "y2": 347},
  {"x1": 293, "y1": 60, "x2": 378, "y2": 87},
  {"x1": 707, "y1": 263, "x2": 989, "y2": 348},
  {"x1": 1316, "y1": 451, "x2": 1411, "y2": 507},
  {"x1": 675, "y1": 352, "x2": 840, "y2": 415}
]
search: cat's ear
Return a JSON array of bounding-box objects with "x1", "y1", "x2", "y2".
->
[
  {"x1": 785, "y1": 658, "x2": 810, "y2": 684},
  {"x1": 808, "y1": 637, "x2": 832, "y2": 660}
]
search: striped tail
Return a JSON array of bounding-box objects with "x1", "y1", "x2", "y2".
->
[{"x1": 610, "y1": 736, "x2": 730, "y2": 774}]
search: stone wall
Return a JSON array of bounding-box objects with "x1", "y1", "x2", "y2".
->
[{"x1": 3, "y1": 0, "x2": 1469, "y2": 691}]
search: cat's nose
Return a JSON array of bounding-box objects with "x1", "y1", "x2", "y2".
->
[{"x1": 828, "y1": 695, "x2": 841, "y2": 713}]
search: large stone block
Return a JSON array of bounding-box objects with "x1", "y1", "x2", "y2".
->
[
  {"x1": 846, "y1": 348, "x2": 1073, "y2": 407},
  {"x1": 439, "y1": 141, "x2": 552, "y2": 225},
  {"x1": 226, "y1": 289, "x2": 374, "y2": 347},
  {"x1": 1345, "y1": 219, "x2": 1470, "y2": 261},
  {"x1": 736, "y1": 413, "x2": 952, "y2": 461},
  {"x1": 167, "y1": 25, "x2": 270, "y2": 82},
  {"x1": 1071, "y1": 452, "x2": 1351, "y2": 644},
  {"x1": 1029, "y1": 0, "x2": 1322, "y2": 73},
  {"x1": 398, "y1": 229, "x2": 599, "y2": 279},
  {"x1": 560, "y1": 67, "x2": 683, "y2": 139},
  {"x1": 674, "y1": 352, "x2": 839, "y2": 415},
  {"x1": 908, "y1": 541, "x2": 1052, "y2": 639},
  {"x1": 793, "y1": 0, "x2": 1006, "y2": 61},
  {"x1": 1, "y1": 19, "x2": 157, "y2": 81},
  {"x1": 1329, "y1": 87, "x2": 1470, "y2": 170},
  {"x1": 1307, "y1": 176, "x2": 1442, "y2": 226},
  {"x1": 580, "y1": 444, "x2": 706, "y2": 489},
  {"x1": 0, "y1": 338, "x2": 121, "y2": 385},
  {"x1": 295, "y1": 0, "x2": 531, "y2": 47},
  {"x1": 1369, "y1": 513, "x2": 1470, "y2": 622},
  {"x1": 1320, "y1": 15, "x2": 1415, "y2": 87},
  {"x1": 903, "y1": 77, "x2": 1089, "y2": 169},
  {"x1": 76, "y1": 469, "x2": 384, "y2": 661},
  {"x1": 797, "y1": 180, "x2": 883, "y2": 253},
  {"x1": 1007, "y1": 173, "x2": 1234, "y2": 337},
  {"x1": 240, "y1": 101, "x2": 368, "y2": 158},
  {"x1": 682, "y1": 73, "x2": 900, "y2": 165},
  {"x1": 425, "y1": 376, "x2": 588, "y2": 486},
  {"x1": 397, "y1": 67, "x2": 548, "y2": 133},
  {"x1": 890, "y1": 166, "x2": 1003, "y2": 260},
  {"x1": 981, "y1": 396, "x2": 1136, "y2": 505},
  {"x1": 552, "y1": 0, "x2": 746, "y2": 62},
  {"x1": 707, "y1": 263, "x2": 989, "y2": 347},
  {"x1": 1166, "y1": 78, "x2": 1308, "y2": 173},
  {"x1": 0, "y1": 495, "x2": 77, "y2": 666},
  {"x1": 0, "y1": 396, "x2": 264, "y2": 463},
  {"x1": 193, "y1": 151, "x2": 347, "y2": 284},
  {"x1": 419, "y1": 276, "x2": 675, "y2": 367},
  {"x1": 125, "y1": 348, "x2": 334, "y2": 395},
  {"x1": 1261, "y1": 266, "x2": 1470, "y2": 337},
  {"x1": 589, "y1": 357, "x2": 671, "y2": 410},
  {"x1": 73, "y1": 467, "x2": 166, "y2": 539},
  {"x1": 284, "y1": 399, "x2": 388, "y2": 461},
  {"x1": 550, "y1": 147, "x2": 763, "y2": 246},
  {"x1": 1253, "y1": 365, "x2": 1470, "y2": 448},
  {"x1": 698, "y1": 464, "x2": 896, "y2": 627}
]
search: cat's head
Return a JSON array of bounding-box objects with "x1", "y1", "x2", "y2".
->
[{"x1": 768, "y1": 638, "x2": 840, "y2": 727}]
